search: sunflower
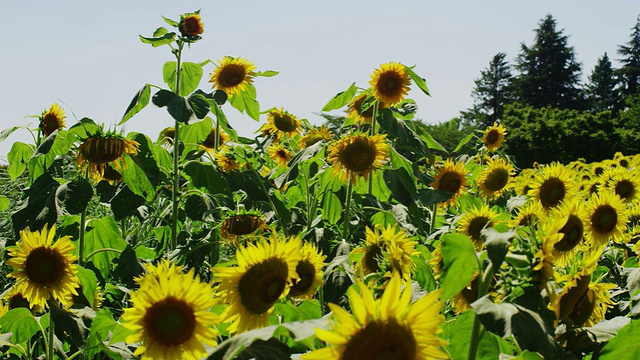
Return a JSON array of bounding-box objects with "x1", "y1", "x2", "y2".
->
[
  {"x1": 509, "y1": 200, "x2": 545, "y2": 228},
  {"x1": 259, "y1": 107, "x2": 302, "y2": 139},
  {"x1": 39, "y1": 103, "x2": 66, "y2": 137},
  {"x1": 532, "y1": 220, "x2": 561, "y2": 290},
  {"x1": 529, "y1": 162, "x2": 575, "y2": 210},
  {"x1": 6, "y1": 225, "x2": 79, "y2": 309},
  {"x1": 121, "y1": 260, "x2": 219, "y2": 360},
  {"x1": 549, "y1": 200, "x2": 589, "y2": 267},
  {"x1": 214, "y1": 148, "x2": 242, "y2": 173},
  {"x1": 585, "y1": 190, "x2": 628, "y2": 246},
  {"x1": 347, "y1": 93, "x2": 386, "y2": 124},
  {"x1": 614, "y1": 152, "x2": 630, "y2": 168},
  {"x1": 513, "y1": 167, "x2": 537, "y2": 196},
  {"x1": 300, "y1": 125, "x2": 334, "y2": 148},
  {"x1": 76, "y1": 132, "x2": 140, "y2": 181},
  {"x1": 199, "y1": 128, "x2": 230, "y2": 153},
  {"x1": 457, "y1": 205, "x2": 500, "y2": 250},
  {"x1": 626, "y1": 202, "x2": 640, "y2": 228},
  {"x1": 369, "y1": 62, "x2": 411, "y2": 105},
  {"x1": 482, "y1": 122, "x2": 507, "y2": 152},
  {"x1": 1, "y1": 286, "x2": 41, "y2": 313},
  {"x1": 452, "y1": 273, "x2": 481, "y2": 314},
  {"x1": 289, "y1": 240, "x2": 326, "y2": 300},
  {"x1": 101, "y1": 163, "x2": 124, "y2": 184},
  {"x1": 179, "y1": 12, "x2": 204, "y2": 39},
  {"x1": 301, "y1": 273, "x2": 448, "y2": 360},
  {"x1": 209, "y1": 56, "x2": 256, "y2": 96},
  {"x1": 326, "y1": 133, "x2": 389, "y2": 184},
  {"x1": 350, "y1": 225, "x2": 419, "y2": 283},
  {"x1": 267, "y1": 144, "x2": 292, "y2": 167},
  {"x1": 603, "y1": 167, "x2": 640, "y2": 203},
  {"x1": 427, "y1": 243, "x2": 444, "y2": 280},
  {"x1": 431, "y1": 158, "x2": 469, "y2": 207},
  {"x1": 220, "y1": 208, "x2": 266, "y2": 245},
  {"x1": 212, "y1": 234, "x2": 301, "y2": 334},
  {"x1": 477, "y1": 157, "x2": 515, "y2": 199}
]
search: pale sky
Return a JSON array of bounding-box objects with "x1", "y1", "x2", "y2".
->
[{"x1": 1, "y1": 1, "x2": 638, "y2": 162}]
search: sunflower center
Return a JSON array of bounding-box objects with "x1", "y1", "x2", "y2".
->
[
  {"x1": 591, "y1": 205, "x2": 618, "y2": 234},
  {"x1": 518, "y1": 214, "x2": 538, "y2": 227},
  {"x1": 338, "y1": 137, "x2": 377, "y2": 172},
  {"x1": 467, "y1": 217, "x2": 490, "y2": 242},
  {"x1": 485, "y1": 130, "x2": 500, "y2": 145},
  {"x1": 342, "y1": 319, "x2": 417, "y2": 360},
  {"x1": 42, "y1": 114, "x2": 61, "y2": 136},
  {"x1": 620, "y1": 159, "x2": 629, "y2": 167},
  {"x1": 569, "y1": 289, "x2": 597, "y2": 327},
  {"x1": 555, "y1": 215, "x2": 584, "y2": 252},
  {"x1": 439, "y1": 172, "x2": 462, "y2": 194},
  {"x1": 8, "y1": 294, "x2": 31, "y2": 310},
  {"x1": 558, "y1": 275, "x2": 591, "y2": 322},
  {"x1": 25, "y1": 246, "x2": 66, "y2": 285},
  {"x1": 273, "y1": 114, "x2": 297, "y2": 133},
  {"x1": 539, "y1": 177, "x2": 566, "y2": 209},
  {"x1": 378, "y1": 72, "x2": 403, "y2": 97},
  {"x1": 364, "y1": 243, "x2": 383, "y2": 273},
  {"x1": 225, "y1": 215, "x2": 261, "y2": 236},
  {"x1": 238, "y1": 258, "x2": 288, "y2": 314},
  {"x1": 182, "y1": 17, "x2": 203, "y2": 36},
  {"x1": 218, "y1": 64, "x2": 247, "y2": 88},
  {"x1": 461, "y1": 277, "x2": 480, "y2": 305},
  {"x1": 143, "y1": 296, "x2": 197, "y2": 346},
  {"x1": 82, "y1": 137, "x2": 126, "y2": 164},
  {"x1": 484, "y1": 169, "x2": 509, "y2": 192},
  {"x1": 289, "y1": 260, "x2": 316, "y2": 297},
  {"x1": 614, "y1": 180, "x2": 634, "y2": 200}
]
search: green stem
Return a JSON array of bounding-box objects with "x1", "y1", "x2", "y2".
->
[
  {"x1": 47, "y1": 312, "x2": 54, "y2": 360},
  {"x1": 429, "y1": 203, "x2": 438, "y2": 235},
  {"x1": 467, "y1": 262, "x2": 494, "y2": 360},
  {"x1": 79, "y1": 209, "x2": 86, "y2": 266},
  {"x1": 214, "y1": 114, "x2": 221, "y2": 152},
  {"x1": 85, "y1": 247, "x2": 123, "y2": 261},
  {"x1": 171, "y1": 41, "x2": 185, "y2": 251},
  {"x1": 342, "y1": 180, "x2": 354, "y2": 240},
  {"x1": 367, "y1": 101, "x2": 380, "y2": 195}
]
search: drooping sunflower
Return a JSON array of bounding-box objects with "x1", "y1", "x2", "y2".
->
[
  {"x1": 369, "y1": 62, "x2": 411, "y2": 105},
  {"x1": 326, "y1": 133, "x2": 389, "y2": 184},
  {"x1": 509, "y1": 200, "x2": 545, "y2": 228},
  {"x1": 6, "y1": 225, "x2": 79, "y2": 309},
  {"x1": 39, "y1": 103, "x2": 66, "y2": 137},
  {"x1": 209, "y1": 56, "x2": 256, "y2": 96},
  {"x1": 212, "y1": 234, "x2": 301, "y2": 334},
  {"x1": 179, "y1": 12, "x2": 204, "y2": 39},
  {"x1": 76, "y1": 132, "x2": 140, "y2": 181},
  {"x1": 585, "y1": 190, "x2": 628, "y2": 246},
  {"x1": 121, "y1": 260, "x2": 219, "y2": 360},
  {"x1": 214, "y1": 148, "x2": 242, "y2": 174},
  {"x1": 451, "y1": 273, "x2": 483, "y2": 314},
  {"x1": 259, "y1": 107, "x2": 302, "y2": 139},
  {"x1": 289, "y1": 240, "x2": 326, "y2": 300},
  {"x1": 158, "y1": 126, "x2": 175, "y2": 147},
  {"x1": 529, "y1": 162, "x2": 575, "y2": 210},
  {"x1": 351, "y1": 225, "x2": 419, "y2": 283},
  {"x1": 457, "y1": 205, "x2": 500, "y2": 250},
  {"x1": 603, "y1": 167, "x2": 640, "y2": 203},
  {"x1": 219, "y1": 208, "x2": 266, "y2": 245},
  {"x1": 199, "y1": 128, "x2": 230, "y2": 154},
  {"x1": 549, "y1": 200, "x2": 589, "y2": 267},
  {"x1": 302, "y1": 273, "x2": 447, "y2": 360},
  {"x1": 430, "y1": 158, "x2": 469, "y2": 207},
  {"x1": 477, "y1": 157, "x2": 515, "y2": 199},
  {"x1": 347, "y1": 93, "x2": 387, "y2": 124},
  {"x1": 482, "y1": 122, "x2": 507, "y2": 152},
  {"x1": 300, "y1": 125, "x2": 334, "y2": 148},
  {"x1": 267, "y1": 144, "x2": 292, "y2": 167}
]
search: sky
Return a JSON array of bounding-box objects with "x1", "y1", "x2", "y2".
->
[{"x1": 1, "y1": 1, "x2": 638, "y2": 163}]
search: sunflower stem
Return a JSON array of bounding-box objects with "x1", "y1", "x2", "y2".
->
[
  {"x1": 47, "y1": 312, "x2": 55, "y2": 360},
  {"x1": 171, "y1": 40, "x2": 185, "y2": 251},
  {"x1": 342, "y1": 179, "x2": 354, "y2": 240},
  {"x1": 79, "y1": 208, "x2": 86, "y2": 266},
  {"x1": 367, "y1": 102, "x2": 380, "y2": 195},
  {"x1": 429, "y1": 203, "x2": 438, "y2": 235},
  {"x1": 467, "y1": 261, "x2": 494, "y2": 360}
]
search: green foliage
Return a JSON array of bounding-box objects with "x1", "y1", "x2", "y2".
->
[
  {"x1": 439, "y1": 233, "x2": 478, "y2": 300},
  {"x1": 599, "y1": 319, "x2": 640, "y2": 359}
]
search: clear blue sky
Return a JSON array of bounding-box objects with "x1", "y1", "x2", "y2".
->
[{"x1": 1, "y1": 1, "x2": 638, "y2": 162}]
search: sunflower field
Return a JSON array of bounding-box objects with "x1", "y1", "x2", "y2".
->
[{"x1": 1, "y1": 11, "x2": 640, "y2": 360}]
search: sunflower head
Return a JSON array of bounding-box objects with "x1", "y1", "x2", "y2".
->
[
  {"x1": 477, "y1": 157, "x2": 514, "y2": 199},
  {"x1": 220, "y1": 207, "x2": 266, "y2": 245},
  {"x1": 39, "y1": 103, "x2": 66, "y2": 137},
  {"x1": 260, "y1": 107, "x2": 302, "y2": 139},
  {"x1": 214, "y1": 149, "x2": 242, "y2": 173},
  {"x1": 347, "y1": 93, "x2": 386, "y2": 124},
  {"x1": 431, "y1": 158, "x2": 469, "y2": 207},
  {"x1": 530, "y1": 162, "x2": 575, "y2": 210},
  {"x1": 586, "y1": 190, "x2": 628, "y2": 246},
  {"x1": 267, "y1": 144, "x2": 293, "y2": 168},
  {"x1": 6, "y1": 225, "x2": 79, "y2": 309},
  {"x1": 603, "y1": 167, "x2": 640, "y2": 203},
  {"x1": 179, "y1": 12, "x2": 204, "y2": 39},
  {"x1": 548, "y1": 200, "x2": 589, "y2": 267},
  {"x1": 122, "y1": 260, "x2": 219, "y2": 360},
  {"x1": 483, "y1": 122, "x2": 507, "y2": 152},
  {"x1": 457, "y1": 205, "x2": 500, "y2": 250},
  {"x1": 200, "y1": 128, "x2": 230, "y2": 153},
  {"x1": 289, "y1": 240, "x2": 326, "y2": 300},
  {"x1": 327, "y1": 133, "x2": 389, "y2": 184},
  {"x1": 209, "y1": 56, "x2": 257, "y2": 96},
  {"x1": 510, "y1": 200, "x2": 544, "y2": 228},
  {"x1": 369, "y1": 62, "x2": 411, "y2": 105},
  {"x1": 76, "y1": 130, "x2": 140, "y2": 181},
  {"x1": 300, "y1": 125, "x2": 334, "y2": 148}
]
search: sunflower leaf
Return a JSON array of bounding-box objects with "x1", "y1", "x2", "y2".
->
[
  {"x1": 120, "y1": 84, "x2": 151, "y2": 125},
  {"x1": 0, "y1": 308, "x2": 40, "y2": 344},
  {"x1": 482, "y1": 228, "x2": 515, "y2": 270},
  {"x1": 439, "y1": 233, "x2": 478, "y2": 300},
  {"x1": 441, "y1": 310, "x2": 501, "y2": 360},
  {"x1": 55, "y1": 176, "x2": 93, "y2": 215},
  {"x1": 454, "y1": 132, "x2": 475, "y2": 153},
  {"x1": 139, "y1": 30, "x2": 176, "y2": 47},
  {"x1": 405, "y1": 65, "x2": 430, "y2": 97},
  {"x1": 163, "y1": 62, "x2": 204, "y2": 96},
  {"x1": 598, "y1": 319, "x2": 640, "y2": 359},
  {"x1": 229, "y1": 85, "x2": 260, "y2": 121},
  {"x1": 0, "y1": 195, "x2": 9, "y2": 212},
  {"x1": 0, "y1": 124, "x2": 30, "y2": 143},
  {"x1": 162, "y1": 16, "x2": 180, "y2": 28},
  {"x1": 322, "y1": 191, "x2": 342, "y2": 225},
  {"x1": 84, "y1": 217, "x2": 128, "y2": 279},
  {"x1": 321, "y1": 82, "x2": 357, "y2": 111},
  {"x1": 255, "y1": 70, "x2": 279, "y2": 77},
  {"x1": 7, "y1": 141, "x2": 33, "y2": 180}
]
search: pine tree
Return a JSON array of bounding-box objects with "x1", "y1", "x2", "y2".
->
[
  {"x1": 617, "y1": 15, "x2": 640, "y2": 97},
  {"x1": 514, "y1": 14, "x2": 584, "y2": 109},
  {"x1": 585, "y1": 53, "x2": 622, "y2": 113},
  {"x1": 462, "y1": 52, "x2": 515, "y2": 129}
]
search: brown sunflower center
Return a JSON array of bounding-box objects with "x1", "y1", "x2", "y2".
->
[
  {"x1": 363, "y1": 243, "x2": 383, "y2": 273},
  {"x1": 555, "y1": 215, "x2": 584, "y2": 252},
  {"x1": 143, "y1": 296, "x2": 197, "y2": 346},
  {"x1": 81, "y1": 137, "x2": 126, "y2": 164},
  {"x1": 273, "y1": 114, "x2": 297, "y2": 133},
  {"x1": 377, "y1": 72, "x2": 404, "y2": 97},
  {"x1": 8, "y1": 294, "x2": 31, "y2": 310},
  {"x1": 224, "y1": 215, "x2": 262, "y2": 236},
  {"x1": 484, "y1": 168, "x2": 510, "y2": 192},
  {"x1": 41, "y1": 114, "x2": 61, "y2": 136},
  {"x1": 276, "y1": 149, "x2": 289, "y2": 160},
  {"x1": 25, "y1": 246, "x2": 66, "y2": 285},
  {"x1": 467, "y1": 217, "x2": 490, "y2": 242},
  {"x1": 354, "y1": 96, "x2": 374, "y2": 118},
  {"x1": 629, "y1": 214, "x2": 640, "y2": 227},
  {"x1": 518, "y1": 214, "x2": 538, "y2": 227},
  {"x1": 614, "y1": 179, "x2": 634, "y2": 200},
  {"x1": 438, "y1": 172, "x2": 463, "y2": 194},
  {"x1": 289, "y1": 260, "x2": 316, "y2": 297},
  {"x1": 485, "y1": 130, "x2": 500, "y2": 145},
  {"x1": 538, "y1": 177, "x2": 566, "y2": 209},
  {"x1": 569, "y1": 289, "x2": 597, "y2": 327},
  {"x1": 591, "y1": 205, "x2": 618, "y2": 234},
  {"x1": 202, "y1": 131, "x2": 225, "y2": 149},
  {"x1": 338, "y1": 137, "x2": 377, "y2": 172},
  {"x1": 620, "y1": 159, "x2": 629, "y2": 168},
  {"x1": 342, "y1": 319, "x2": 417, "y2": 360},
  {"x1": 558, "y1": 275, "x2": 591, "y2": 323},
  {"x1": 218, "y1": 64, "x2": 247, "y2": 88},
  {"x1": 238, "y1": 258, "x2": 288, "y2": 314},
  {"x1": 181, "y1": 17, "x2": 203, "y2": 36}
]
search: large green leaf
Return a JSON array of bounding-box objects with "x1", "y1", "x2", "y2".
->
[
  {"x1": 384, "y1": 167, "x2": 416, "y2": 206},
  {"x1": 128, "y1": 132, "x2": 167, "y2": 187},
  {"x1": 442, "y1": 310, "x2": 501, "y2": 360},
  {"x1": 0, "y1": 195, "x2": 9, "y2": 212},
  {"x1": 163, "y1": 61, "x2": 204, "y2": 96},
  {"x1": 84, "y1": 217, "x2": 128, "y2": 279},
  {"x1": 322, "y1": 82, "x2": 357, "y2": 111},
  {"x1": 181, "y1": 117, "x2": 213, "y2": 153},
  {"x1": 85, "y1": 308, "x2": 134, "y2": 359},
  {"x1": 0, "y1": 308, "x2": 40, "y2": 344},
  {"x1": 110, "y1": 183, "x2": 146, "y2": 221},
  {"x1": 322, "y1": 191, "x2": 342, "y2": 225},
  {"x1": 77, "y1": 266, "x2": 98, "y2": 308},
  {"x1": 139, "y1": 29, "x2": 175, "y2": 47},
  {"x1": 120, "y1": 84, "x2": 151, "y2": 125},
  {"x1": 439, "y1": 233, "x2": 478, "y2": 300},
  {"x1": 405, "y1": 65, "x2": 430, "y2": 96},
  {"x1": 183, "y1": 161, "x2": 230, "y2": 198},
  {"x1": 11, "y1": 171, "x2": 59, "y2": 237},
  {"x1": 0, "y1": 124, "x2": 30, "y2": 143},
  {"x1": 599, "y1": 319, "x2": 640, "y2": 359},
  {"x1": 7, "y1": 141, "x2": 33, "y2": 179},
  {"x1": 121, "y1": 156, "x2": 155, "y2": 201},
  {"x1": 228, "y1": 84, "x2": 260, "y2": 121},
  {"x1": 55, "y1": 177, "x2": 93, "y2": 215},
  {"x1": 483, "y1": 228, "x2": 514, "y2": 270}
]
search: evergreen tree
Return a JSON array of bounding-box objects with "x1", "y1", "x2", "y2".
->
[
  {"x1": 617, "y1": 15, "x2": 640, "y2": 97},
  {"x1": 514, "y1": 14, "x2": 584, "y2": 109},
  {"x1": 585, "y1": 53, "x2": 622, "y2": 113},
  {"x1": 462, "y1": 52, "x2": 515, "y2": 129}
]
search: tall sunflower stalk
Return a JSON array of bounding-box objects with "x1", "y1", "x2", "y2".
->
[{"x1": 170, "y1": 40, "x2": 185, "y2": 251}]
